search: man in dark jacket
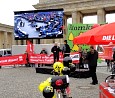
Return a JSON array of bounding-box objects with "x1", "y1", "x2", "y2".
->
[
  {"x1": 51, "y1": 42, "x2": 61, "y2": 63},
  {"x1": 86, "y1": 46, "x2": 98, "y2": 85},
  {"x1": 62, "y1": 40, "x2": 70, "y2": 58}
]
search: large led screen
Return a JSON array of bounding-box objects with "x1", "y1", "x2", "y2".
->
[{"x1": 14, "y1": 9, "x2": 63, "y2": 40}]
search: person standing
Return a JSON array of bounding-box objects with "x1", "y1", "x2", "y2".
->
[
  {"x1": 86, "y1": 46, "x2": 98, "y2": 85},
  {"x1": 105, "y1": 59, "x2": 111, "y2": 72},
  {"x1": 51, "y1": 42, "x2": 61, "y2": 63},
  {"x1": 0, "y1": 54, "x2": 2, "y2": 69},
  {"x1": 62, "y1": 40, "x2": 70, "y2": 58},
  {"x1": 111, "y1": 51, "x2": 115, "y2": 74},
  {"x1": 25, "y1": 51, "x2": 30, "y2": 67},
  {"x1": 82, "y1": 49, "x2": 88, "y2": 69},
  {"x1": 78, "y1": 47, "x2": 83, "y2": 69}
]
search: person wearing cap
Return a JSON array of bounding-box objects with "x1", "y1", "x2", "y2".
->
[
  {"x1": 86, "y1": 46, "x2": 98, "y2": 85},
  {"x1": 51, "y1": 42, "x2": 61, "y2": 63},
  {"x1": 62, "y1": 40, "x2": 70, "y2": 58}
]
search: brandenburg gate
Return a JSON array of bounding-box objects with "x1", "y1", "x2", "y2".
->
[
  {"x1": 33, "y1": 0, "x2": 115, "y2": 44},
  {"x1": 0, "y1": 0, "x2": 115, "y2": 49}
]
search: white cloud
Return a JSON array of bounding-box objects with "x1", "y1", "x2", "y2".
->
[
  {"x1": 0, "y1": 0, "x2": 39, "y2": 26},
  {"x1": 0, "y1": 0, "x2": 115, "y2": 26}
]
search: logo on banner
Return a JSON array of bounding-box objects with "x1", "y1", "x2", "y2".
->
[
  {"x1": 19, "y1": 56, "x2": 23, "y2": 61},
  {"x1": 70, "y1": 54, "x2": 79, "y2": 60},
  {"x1": 102, "y1": 35, "x2": 115, "y2": 41}
]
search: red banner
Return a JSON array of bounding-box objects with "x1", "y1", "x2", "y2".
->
[
  {"x1": 0, "y1": 54, "x2": 27, "y2": 66},
  {"x1": 97, "y1": 45, "x2": 113, "y2": 60},
  {"x1": 26, "y1": 40, "x2": 34, "y2": 53},
  {"x1": 29, "y1": 54, "x2": 45, "y2": 64},
  {"x1": 29, "y1": 52, "x2": 80, "y2": 64}
]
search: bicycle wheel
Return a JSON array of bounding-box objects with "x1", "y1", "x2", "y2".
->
[
  {"x1": 62, "y1": 94, "x2": 68, "y2": 98},
  {"x1": 56, "y1": 90, "x2": 68, "y2": 98},
  {"x1": 105, "y1": 74, "x2": 115, "y2": 82},
  {"x1": 56, "y1": 90, "x2": 62, "y2": 98},
  {"x1": 62, "y1": 89, "x2": 68, "y2": 98}
]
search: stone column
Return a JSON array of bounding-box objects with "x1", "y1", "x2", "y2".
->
[
  {"x1": 0, "y1": 32, "x2": 4, "y2": 48},
  {"x1": 33, "y1": 39, "x2": 36, "y2": 44},
  {"x1": 4, "y1": 31, "x2": 8, "y2": 48},
  {"x1": 72, "y1": 11, "x2": 77, "y2": 24},
  {"x1": 18, "y1": 40, "x2": 21, "y2": 45},
  {"x1": 15, "y1": 40, "x2": 18, "y2": 45},
  {"x1": 63, "y1": 15, "x2": 68, "y2": 40},
  {"x1": 72, "y1": 11, "x2": 83, "y2": 24},
  {"x1": 77, "y1": 11, "x2": 83, "y2": 23},
  {"x1": 44, "y1": 39, "x2": 47, "y2": 44},
  {"x1": 23, "y1": 40, "x2": 26, "y2": 45},
  {"x1": 12, "y1": 32, "x2": 15, "y2": 45},
  {"x1": 97, "y1": 8, "x2": 106, "y2": 24}
]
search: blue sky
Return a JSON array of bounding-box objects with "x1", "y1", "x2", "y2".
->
[{"x1": 0, "y1": 0, "x2": 115, "y2": 26}]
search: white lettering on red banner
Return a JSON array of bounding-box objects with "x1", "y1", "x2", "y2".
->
[
  {"x1": 29, "y1": 52, "x2": 80, "y2": 64},
  {"x1": 0, "y1": 54, "x2": 27, "y2": 66},
  {"x1": 102, "y1": 35, "x2": 115, "y2": 41}
]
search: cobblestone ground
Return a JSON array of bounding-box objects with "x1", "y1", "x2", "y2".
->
[{"x1": 0, "y1": 63, "x2": 111, "y2": 98}]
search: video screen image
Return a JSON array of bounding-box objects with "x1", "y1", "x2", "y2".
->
[{"x1": 14, "y1": 9, "x2": 63, "y2": 39}]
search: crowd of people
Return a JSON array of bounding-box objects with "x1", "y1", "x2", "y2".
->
[
  {"x1": 78, "y1": 46, "x2": 98, "y2": 85},
  {"x1": 51, "y1": 41, "x2": 100, "y2": 85},
  {"x1": 51, "y1": 40, "x2": 70, "y2": 63}
]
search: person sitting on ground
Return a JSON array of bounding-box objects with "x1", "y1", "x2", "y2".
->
[
  {"x1": 40, "y1": 48, "x2": 47, "y2": 55},
  {"x1": 38, "y1": 48, "x2": 48, "y2": 67}
]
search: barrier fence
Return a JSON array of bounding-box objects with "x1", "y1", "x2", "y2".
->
[{"x1": 0, "y1": 52, "x2": 80, "y2": 66}]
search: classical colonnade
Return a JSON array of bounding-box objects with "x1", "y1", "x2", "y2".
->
[
  {"x1": 33, "y1": 0, "x2": 115, "y2": 44},
  {"x1": 0, "y1": 0, "x2": 115, "y2": 49}
]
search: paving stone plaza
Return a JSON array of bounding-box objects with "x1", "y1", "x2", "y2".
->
[{"x1": 0, "y1": 62, "x2": 111, "y2": 98}]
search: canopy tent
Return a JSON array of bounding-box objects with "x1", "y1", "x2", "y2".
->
[{"x1": 73, "y1": 22, "x2": 115, "y2": 45}]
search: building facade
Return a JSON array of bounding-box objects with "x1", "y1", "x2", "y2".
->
[
  {"x1": 0, "y1": 23, "x2": 41, "y2": 49},
  {"x1": 0, "y1": 23, "x2": 15, "y2": 49},
  {"x1": 33, "y1": 0, "x2": 115, "y2": 44},
  {"x1": 1, "y1": 0, "x2": 115, "y2": 48}
]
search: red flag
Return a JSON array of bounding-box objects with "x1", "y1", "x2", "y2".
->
[{"x1": 26, "y1": 40, "x2": 34, "y2": 53}]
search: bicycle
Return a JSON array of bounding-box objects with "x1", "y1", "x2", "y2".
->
[
  {"x1": 105, "y1": 64, "x2": 115, "y2": 82},
  {"x1": 105, "y1": 74, "x2": 115, "y2": 82},
  {"x1": 51, "y1": 75, "x2": 72, "y2": 98}
]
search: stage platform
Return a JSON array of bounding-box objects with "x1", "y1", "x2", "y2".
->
[{"x1": 35, "y1": 66, "x2": 90, "y2": 78}]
